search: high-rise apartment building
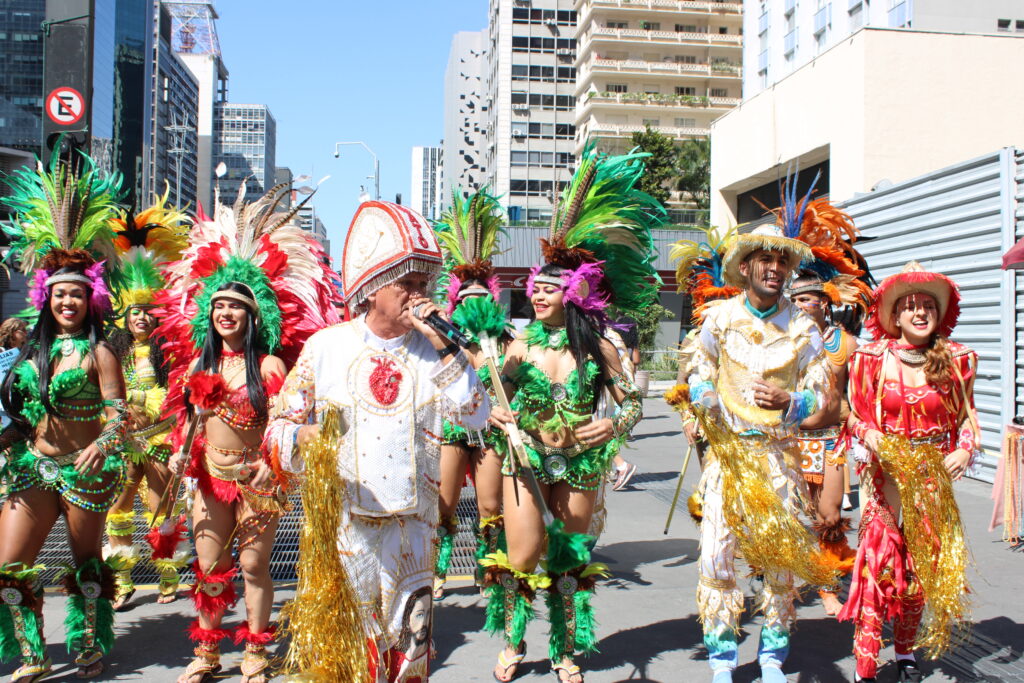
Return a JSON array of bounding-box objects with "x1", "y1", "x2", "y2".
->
[
  {"x1": 442, "y1": 30, "x2": 488, "y2": 207},
  {"x1": 0, "y1": 1, "x2": 45, "y2": 154},
  {"x1": 144, "y1": 0, "x2": 199, "y2": 208},
  {"x1": 165, "y1": 0, "x2": 228, "y2": 210},
  {"x1": 410, "y1": 145, "x2": 442, "y2": 220},
  {"x1": 747, "y1": 0, "x2": 1023, "y2": 97},
  {"x1": 484, "y1": 0, "x2": 578, "y2": 225},
  {"x1": 212, "y1": 103, "x2": 276, "y2": 200},
  {"x1": 573, "y1": 0, "x2": 742, "y2": 155},
  {"x1": 296, "y1": 203, "x2": 329, "y2": 254}
]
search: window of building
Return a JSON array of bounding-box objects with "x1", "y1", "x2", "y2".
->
[
  {"x1": 643, "y1": 84, "x2": 660, "y2": 94},
  {"x1": 640, "y1": 21, "x2": 661, "y2": 30},
  {"x1": 1017, "y1": 20, "x2": 1024, "y2": 31},
  {"x1": 607, "y1": 21, "x2": 628, "y2": 29},
  {"x1": 849, "y1": 3, "x2": 863, "y2": 29},
  {"x1": 675, "y1": 117, "x2": 696, "y2": 127},
  {"x1": 642, "y1": 118, "x2": 661, "y2": 126},
  {"x1": 997, "y1": 18, "x2": 1011, "y2": 31},
  {"x1": 675, "y1": 54, "x2": 698, "y2": 64},
  {"x1": 710, "y1": 88, "x2": 728, "y2": 97},
  {"x1": 607, "y1": 83, "x2": 628, "y2": 93},
  {"x1": 718, "y1": 26, "x2": 728, "y2": 34},
  {"x1": 556, "y1": 66, "x2": 576, "y2": 81},
  {"x1": 511, "y1": 91, "x2": 528, "y2": 104},
  {"x1": 676, "y1": 86, "x2": 696, "y2": 95},
  {"x1": 676, "y1": 24, "x2": 697, "y2": 32}
]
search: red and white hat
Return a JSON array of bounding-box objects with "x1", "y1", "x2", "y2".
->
[
  {"x1": 865, "y1": 261, "x2": 960, "y2": 339},
  {"x1": 339, "y1": 201, "x2": 443, "y2": 310}
]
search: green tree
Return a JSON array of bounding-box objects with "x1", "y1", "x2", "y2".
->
[
  {"x1": 629, "y1": 125, "x2": 679, "y2": 208},
  {"x1": 676, "y1": 137, "x2": 710, "y2": 214},
  {"x1": 631, "y1": 302, "x2": 675, "y2": 355}
]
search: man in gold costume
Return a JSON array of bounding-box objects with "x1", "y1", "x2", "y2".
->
[{"x1": 685, "y1": 223, "x2": 832, "y2": 683}]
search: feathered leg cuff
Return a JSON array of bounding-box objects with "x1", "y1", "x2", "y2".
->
[
  {"x1": 0, "y1": 565, "x2": 46, "y2": 663},
  {"x1": 187, "y1": 562, "x2": 238, "y2": 618},
  {"x1": 544, "y1": 564, "x2": 609, "y2": 662},
  {"x1": 62, "y1": 558, "x2": 116, "y2": 655},
  {"x1": 233, "y1": 622, "x2": 277, "y2": 646}
]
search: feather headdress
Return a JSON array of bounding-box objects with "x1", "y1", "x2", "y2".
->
[
  {"x1": 154, "y1": 183, "x2": 341, "y2": 368},
  {"x1": 435, "y1": 187, "x2": 506, "y2": 315},
  {"x1": 791, "y1": 196, "x2": 874, "y2": 313},
  {"x1": 527, "y1": 141, "x2": 664, "y2": 318},
  {"x1": 1, "y1": 148, "x2": 126, "y2": 315},
  {"x1": 669, "y1": 225, "x2": 739, "y2": 323},
  {"x1": 108, "y1": 185, "x2": 189, "y2": 319}
]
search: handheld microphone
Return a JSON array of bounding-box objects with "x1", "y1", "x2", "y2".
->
[{"x1": 412, "y1": 304, "x2": 471, "y2": 349}]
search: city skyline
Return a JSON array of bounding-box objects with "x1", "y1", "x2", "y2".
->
[{"x1": 216, "y1": 0, "x2": 488, "y2": 259}]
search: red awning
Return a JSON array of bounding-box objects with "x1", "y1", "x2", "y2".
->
[{"x1": 1003, "y1": 236, "x2": 1024, "y2": 270}]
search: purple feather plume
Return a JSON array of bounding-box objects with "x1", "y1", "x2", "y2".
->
[
  {"x1": 563, "y1": 261, "x2": 609, "y2": 315},
  {"x1": 526, "y1": 263, "x2": 543, "y2": 297},
  {"x1": 85, "y1": 261, "x2": 112, "y2": 315},
  {"x1": 445, "y1": 274, "x2": 463, "y2": 316},
  {"x1": 29, "y1": 269, "x2": 50, "y2": 310}
]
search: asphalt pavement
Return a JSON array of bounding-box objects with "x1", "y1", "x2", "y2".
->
[{"x1": 4, "y1": 396, "x2": 1022, "y2": 682}]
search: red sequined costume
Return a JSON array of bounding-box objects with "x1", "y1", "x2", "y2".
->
[{"x1": 839, "y1": 339, "x2": 977, "y2": 679}]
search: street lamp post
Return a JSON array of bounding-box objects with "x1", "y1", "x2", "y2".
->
[{"x1": 333, "y1": 141, "x2": 379, "y2": 200}]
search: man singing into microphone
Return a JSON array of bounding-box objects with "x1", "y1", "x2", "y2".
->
[{"x1": 265, "y1": 202, "x2": 489, "y2": 682}]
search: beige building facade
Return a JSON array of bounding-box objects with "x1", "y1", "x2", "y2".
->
[
  {"x1": 574, "y1": 0, "x2": 743, "y2": 156},
  {"x1": 710, "y1": 28, "x2": 1024, "y2": 226}
]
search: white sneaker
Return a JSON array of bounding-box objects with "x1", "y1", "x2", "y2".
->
[{"x1": 842, "y1": 494, "x2": 853, "y2": 511}]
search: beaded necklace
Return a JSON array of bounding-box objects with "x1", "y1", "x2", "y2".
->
[{"x1": 523, "y1": 320, "x2": 568, "y2": 350}]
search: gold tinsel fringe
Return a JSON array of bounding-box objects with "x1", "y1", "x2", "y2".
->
[
  {"x1": 696, "y1": 410, "x2": 837, "y2": 587},
  {"x1": 279, "y1": 407, "x2": 369, "y2": 682},
  {"x1": 696, "y1": 579, "x2": 744, "y2": 629},
  {"x1": 878, "y1": 435, "x2": 971, "y2": 659}
]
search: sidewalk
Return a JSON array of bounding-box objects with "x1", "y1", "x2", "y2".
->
[{"x1": 5, "y1": 400, "x2": 1022, "y2": 682}]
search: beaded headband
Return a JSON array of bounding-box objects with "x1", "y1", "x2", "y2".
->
[{"x1": 211, "y1": 285, "x2": 259, "y2": 316}]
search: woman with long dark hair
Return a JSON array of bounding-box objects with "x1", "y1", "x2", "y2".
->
[
  {"x1": 167, "y1": 282, "x2": 286, "y2": 683},
  {"x1": 486, "y1": 146, "x2": 660, "y2": 683},
  {"x1": 0, "y1": 155, "x2": 129, "y2": 681},
  {"x1": 103, "y1": 194, "x2": 190, "y2": 609},
  {"x1": 157, "y1": 186, "x2": 341, "y2": 683}
]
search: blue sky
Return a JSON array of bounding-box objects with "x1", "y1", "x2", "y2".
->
[{"x1": 216, "y1": 1, "x2": 488, "y2": 259}]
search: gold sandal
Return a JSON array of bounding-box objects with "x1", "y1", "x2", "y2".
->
[
  {"x1": 11, "y1": 657, "x2": 53, "y2": 683},
  {"x1": 240, "y1": 641, "x2": 270, "y2": 683},
  {"x1": 493, "y1": 643, "x2": 526, "y2": 682},
  {"x1": 551, "y1": 660, "x2": 584, "y2": 683},
  {"x1": 177, "y1": 642, "x2": 221, "y2": 683},
  {"x1": 74, "y1": 650, "x2": 104, "y2": 679}
]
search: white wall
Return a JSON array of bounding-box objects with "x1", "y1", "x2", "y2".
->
[{"x1": 712, "y1": 28, "x2": 1024, "y2": 225}]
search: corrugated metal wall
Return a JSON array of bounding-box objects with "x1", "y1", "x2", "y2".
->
[
  {"x1": 840, "y1": 149, "x2": 1022, "y2": 482},
  {"x1": 492, "y1": 226, "x2": 705, "y2": 271}
]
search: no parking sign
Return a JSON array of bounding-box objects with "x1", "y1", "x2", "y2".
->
[{"x1": 45, "y1": 87, "x2": 85, "y2": 126}]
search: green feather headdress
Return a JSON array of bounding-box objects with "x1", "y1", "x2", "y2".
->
[
  {"x1": 434, "y1": 187, "x2": 506, "y2": 313},
  {"x1": 533, "y1": 141, "x2": 665, "y2": 316},
  {"x1": 1, "y1": 149, "x2": 125, "y2": 274}
]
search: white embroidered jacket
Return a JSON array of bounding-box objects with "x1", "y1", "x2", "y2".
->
[{"x1": 266, "y1": 317, "x2": 489, "y2": 519}]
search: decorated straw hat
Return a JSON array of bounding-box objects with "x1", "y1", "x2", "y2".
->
[
  {"x1": 865, "y1": 261, "x2": 960, "y2": 339},
  {"x1": 721, "y1": 223, "x2": 811, "y2": 289},
  {"x1": 340, "y1": 200, "x2": 443, "y2": 311}
]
